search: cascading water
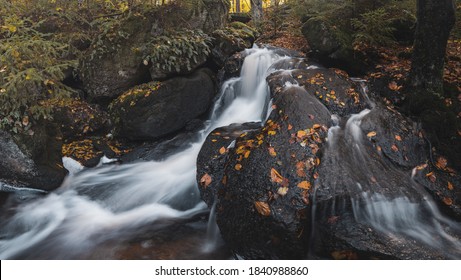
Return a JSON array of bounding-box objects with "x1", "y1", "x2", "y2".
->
[
  {"x1": 317, "y1": 108, "x2": 461, "y2": 258},
  {"x1": 0, "y1": 47, "x2": 283, "y2": 259}
]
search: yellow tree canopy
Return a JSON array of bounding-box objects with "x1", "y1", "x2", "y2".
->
[{"x1": 230, "y1": 0, "x2": 285, "y2": 13}]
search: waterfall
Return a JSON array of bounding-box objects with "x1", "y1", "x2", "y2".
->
[
  {"x1": 319, "y1": 108, "x2": 461, "y2": 258},
  {"x1": 0, "y1": 46, "x2": 283, "y2": 259}
]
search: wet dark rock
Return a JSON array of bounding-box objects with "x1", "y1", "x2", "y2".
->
[
  {"x1": 361, "y1": 105, "x2": 427, "y2": 168},
  {"x1": 0, "y1": 124, "x2": 66, "y2": 191},
  {"x1": 110, "y1": 68, "x2": 216, "y2": 141},
  {"x1": 301, "y1": 17, "x2": 367, "y2": 74},
  {"x1": 211, "y1": 22, "x2": 258, "y2": 68},
  {"x1": 197, "y1": 122, "x2": 261, "y2": 207},
  {"x1": 197, "y1": 54, "x2": 461, "y2": 259},
  {"x1": 51, "y1": 99, "x2": 111, "y2": 140},
  {"x1": 197, "y1": 58, "x2": 371, "y2": 259}
]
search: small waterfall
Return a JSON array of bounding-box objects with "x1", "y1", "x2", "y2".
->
[
  {"x1": 0, "y1": 46, "x2": 283, "y2": 259},
  {"x1": 319, "y1": 107, "x2": 461, "y2": 258}
]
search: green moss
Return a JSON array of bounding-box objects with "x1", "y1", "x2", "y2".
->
[{"x1": 110, "y1": 81, "x2": 162, "y2": 110}]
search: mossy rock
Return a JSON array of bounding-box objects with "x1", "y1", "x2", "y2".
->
[
  {"x1": 109, "y1": 68, "x2": 216, "y2": 141},
  {"x1": 211, "y1": 22, "x2": 258, "y2": 67}
]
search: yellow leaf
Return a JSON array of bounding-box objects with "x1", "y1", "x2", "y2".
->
[
  {"x1": 199, "y1": 173, "x2": 212, "y2": 188},
  {"x1": 254, "y1": 201, "x2": 271, "y2": 216},
  {"x1": 277, "y1": 186, "x2": 289, "y2": 196},
  {"x1": 235, "y1": 164, "x2": 242, "y2": 171},
  {"x1": 268, "y1": 130, "x2": 276, "y2": 136},
  {"x1": 219, "y1": 146, "x2": 226, "y2": 155},
  {"x1": 313, "y1": 124, "x2": 321, "y2": 129},
  {"x1": 297, "y1": 181, "x2": 311, "y2": 190},
  {"x1": 244, "y1": 150, "x2": 251, "y2": 158},
  {"x1": 6, "y1": 25, "x2": 17, "y2": 33},
  {"x1": 367, "y1": 131, "x2": 377, "y2": 138}
]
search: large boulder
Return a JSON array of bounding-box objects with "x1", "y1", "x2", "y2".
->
[
  {"x1": 79, "y1": 12, "x2": 152, "y2": 103},
  {"x1": 197, "y1": 59, "x2": 369, "y2": 259},
  {"x1": 50, "y1": 98, "x2": 110, "y2": 140},
  {"x1": 197, "y1": 56, "x2": 461, "y2": 259},
  {"x1": 110, "y1": 68, "x2": 216, "y2": 141},
  {"x1": 0, "y1": 124, "x2": 66, "y2": 191},
  {"x1": 301, "y1": 17, "x2": 366, "y2": 74},
  {"x1": 80, "y1": 2, "x2": 229, "y2": 103}
]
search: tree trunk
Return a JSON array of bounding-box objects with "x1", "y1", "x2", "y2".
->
[
  {"x1": 236, "y1": 0, "x2": 241, "y2": 12},
  {"x1": 251, "y1": 0, "x2": 263, "y2": 22},
  {"x1": 408, "y1": 0, "x2": 455, "y2": 96}
]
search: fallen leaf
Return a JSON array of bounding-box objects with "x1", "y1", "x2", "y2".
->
[
  {"x1": 244, "y1": 150, "x2": 251, "y2": 158},
  {"x1": 219, "y1": 147, "x2": 226, "y2": 155},
  {"x1": 426, "y1": 172, "x2": 436, "y2": 182},
  {"x1": 297, "y1": 181, "x2": 311, "y2": 190},
  {"x1": 270, "y1": 168, "x2": 284, "y2": 184},
  {"x1": 199, "y1": 173, "x2": 212, "y2": 188},
  {"x1": 268, "y1": 147, "x2": 277, "y2": 157},
  {"x1": 391, "y1": 145, "x2": 399, "y2": 152},
  {"x1": 370, "y1": 176, "x2": 377, "y2": 183},
  {"x1": 367, "y1": 131, "x2": 377, "y2": 138},
  {"x1": 277, "y1": 187, "x2": 289, "y2": 196},
  {"x1": 395, "y1": 135, "x2": 402, "y2": 141},
  {"x1": 388, "y1": 81, "x2": 401, "y2": 91},
  {"x1": 254, "y1": 201, "x2": 271, "y2": 216},
  {"x1": 297, "y1": 130, "x2": 307, "y2": 138},
  {"x1": 448, "y1": 181, "x2": 454, "y2": 190},
  {"x1": 435, "y1": 156, "x2": 448, "y2": 170},
  {"x1": 443, "y1": 197, "x2": 453, "y2": 206},
  {"x1": 313, "y1": 124, "x2": 321, "y2": 129},
  {"x1": 288, "y1": 124, "x2": 293, "y2": 130},
  {"x1": 235, "y1": 164, "x2": 242, "y2": 171}
]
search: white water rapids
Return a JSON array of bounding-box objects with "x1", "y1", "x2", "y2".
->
[{"x1": 0, "y1": 47, "x2": 283, "y2": 259}]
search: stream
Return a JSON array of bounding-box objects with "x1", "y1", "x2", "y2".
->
[{"x1": 1, "y1": 46, "x2": 460, "y2": 259}]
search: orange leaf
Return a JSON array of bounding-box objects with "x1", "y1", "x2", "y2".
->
[
  {"x1": 313, "y1": 124, "x2": 321, "y2": 129},
  {"x1": 268, "y1": 146, "x2": 277, "y2": 157},
  {"x1": 443, "y1": 197, "x2": 453, "y2": 206},
  {"x1": 244, "y1": 150, "x2": 251, "y2": 159},
  {"x1": 219, "y1": 146, "x2": 226, "y2": 155},
  {"x1": 297, "y1": 130, "x2": 307, "y2": 138},
  {"x1": 297, "y1": 181, "x2": 311, "y2": 190},
  {"x1": 448, "y1": 181, "x2": 454, "y2": 191},
  {"x1": 391, "y1": 145, "x2": 399, "y2": 152},
  {"x1": 199, "y1": 173, "x2": 212, "y2": 188},
  {"x1": 395, "y1": 135, "x2": 402, "y2": 141},
  {"x1": 235, "y1": 164, "x2": 242, "y2": 171},
  {"x1": 288, "y1": 124, "x2": 293, "y2": 130},
  {"x1": 254, "y1": 201, "x2": 271, "y2": 216},
  {"x1": 436, "y1": 156, "x2": 448, "y2": 170},
  {"x1": 388, "y1": 81, "x2": 401, "y2": 91},
  {"x1": 367, "y1": 131, "x2": 377, "y2": 138},
  {"x1": 270, "y1": 168, "x2": 284, "y2": 184}
]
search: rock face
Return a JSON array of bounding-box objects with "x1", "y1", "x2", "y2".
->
[
  {"x1": 197, "y1": 58, "x2": 370, "y2": 259},
  {"x1": 301, "y1": 17, "x2": 365, "y2": 74},
  {"x1": 80, "y1": 2, "x2": 230, "y2": 103},
  {"x1": 197, "y1": 55, "x2": 461, "y2": 259},
  {"x1": 0, "y1": 124, "x2": 66, "y2": 191},
  {"x1": 110, "y1": 68, "x2": 216, "y2": 141},
  {"x1": 211, "y1": 22, "x2": 258, "y2": 67}
]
